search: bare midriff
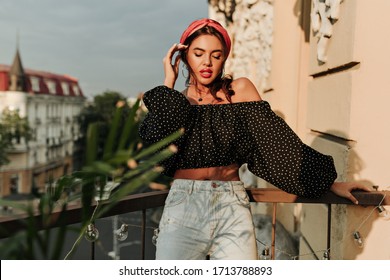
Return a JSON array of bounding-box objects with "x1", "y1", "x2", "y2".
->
[{"x1": 173, "y1": 163, "x2": 240, "y2": 181}]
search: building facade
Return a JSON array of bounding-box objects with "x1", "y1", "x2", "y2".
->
[
  {"x1": 0, "y1": 49, "x2": 85, "y2": 197},
  {"x1": 210, "y1": 0, "x2": 390, "y2": 259}
]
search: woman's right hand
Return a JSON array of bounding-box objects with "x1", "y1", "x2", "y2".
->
[
  {"x1": 330, "y1": 181, "x2": 372, "y2": 205},
  {"x1": 163, "y1": 43, "x2": 187, "y2": 88}
]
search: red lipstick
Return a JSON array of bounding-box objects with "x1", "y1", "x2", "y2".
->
[{"x1": 200, "y1": 68, "x2": 213, "y2": 78}]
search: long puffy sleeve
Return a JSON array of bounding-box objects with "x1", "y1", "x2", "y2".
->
[
  {"x1": 139, "y1": 85, "x2": 192, "y2": 144},
  {"x1": 238, "y1": 101, "x2": 337, "y2": 198}
]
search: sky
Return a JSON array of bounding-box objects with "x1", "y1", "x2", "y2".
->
[{"x1": 0, "y1": 0, "x2": 208, "y2": 99}]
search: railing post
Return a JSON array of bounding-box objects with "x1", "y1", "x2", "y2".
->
[
  {"x1": 327, "y1": 204, "x2": 332, "y2": 259},
  {"x1": 141, "y1": 209, "x2": 146, "y2": 260},
  {"x1": 112, "y1": 215, "x2": 119, "y2": 259},
  {"x1": 91, "y1": 241, "x2": 95, "y2": 260},
  {"x1": 271, "y1": 203, "x2": 277, "y2": 260}
]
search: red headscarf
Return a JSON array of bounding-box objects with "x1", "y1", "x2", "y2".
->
[{"x1": 180, "y1": 18, "x2": 231, "y2": 57}]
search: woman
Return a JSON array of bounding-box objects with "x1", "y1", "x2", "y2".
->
[{"x1": 139, "y1": 18, "x2": 371, "y2": 260}]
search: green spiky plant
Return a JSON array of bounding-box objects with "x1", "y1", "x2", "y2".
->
[{"x1": 0, "y1": 98, "x2": 181, "y2": 259}]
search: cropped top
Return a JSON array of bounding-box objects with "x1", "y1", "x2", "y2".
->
[{"x1": 139, "y1": 85, "x2": 337, "y2": 198}]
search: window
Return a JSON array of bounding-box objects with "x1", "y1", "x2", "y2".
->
[
  {"x1": 10, "y1": 175, "x2": 19, "y2": 194},
  {"x1": 72, "y1": 85, "x2": 80, "y2": 96},
  {"x1": 30, "y1": 77, "x2": 40, "y2": 92},
  {"x1": 61, "y1": 82, "x2": 69, "y2": 95},
  {"x1": 33, "y1": 151, "x2": 38, "y2": 164},
  {"x1": 46, "y1": 80, "x2": 56, "y2": 94}
]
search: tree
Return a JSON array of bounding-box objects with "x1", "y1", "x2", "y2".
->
[
  {"x1": 0, "y1": 108, "x2": 32, "y2": 167},
  {"x1": 78, "y1": 91, "x2": 128, "y2": 132},
  {"x1": 77, "y1": 90, "x2": 133, "y2": 163},
  {"x1": 0, "y1": 123, "x2": 13, "y2": 167}
]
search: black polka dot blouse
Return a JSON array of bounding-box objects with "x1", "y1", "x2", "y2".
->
[{"x1": 139, "y1": 85, "x2": 337, "y2": 198}]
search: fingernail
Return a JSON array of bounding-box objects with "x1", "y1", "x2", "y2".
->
[{"x1": 355, "y1": 201, "x2": 359, "y2": 205}]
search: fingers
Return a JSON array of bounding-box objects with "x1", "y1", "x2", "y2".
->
[
  {"x1": 360, "y1": 185, "x2": 374, "y2": 192},
  {"x1": 162, "y1": 43, "x2": 188, "y2": 88},
  {"x1": 346, "y1": 193, "x2": 359, "y2": 205},
  {"x1": 349, "y1": 183, "x2": 373, "y2": 193},
  {"x1": 330, "y1": 181, "x2": 373, "y2": 205},
  {"x1": 163, "y1": 43, "x2": 187, "y2": 64},
  {"x1": 347, "y1": 184, "x2": 373, "y2": 204},
  {"x1": 163, "y1": 43, "x2": 177, "y2": 64}
]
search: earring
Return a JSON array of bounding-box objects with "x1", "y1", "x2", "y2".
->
[{"x1": 181, "y1": 64, "x2": 188, "y2": 79}]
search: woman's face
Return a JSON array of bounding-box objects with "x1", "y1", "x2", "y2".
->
[{"x1": 186, "y1": 34, "x2": 225, "y2": 86}]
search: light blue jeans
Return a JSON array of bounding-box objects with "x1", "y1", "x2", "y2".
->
[{"x1": 155, "y1": 179, "x2": 258, "y2": 260}]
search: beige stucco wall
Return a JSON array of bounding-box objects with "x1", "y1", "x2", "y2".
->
[
  {"x1": 210, "y1": 0, "x2": 390, "y2": 259},
  {"x1": 306, "y1": 0, "x2": 390, "y2": 259}
]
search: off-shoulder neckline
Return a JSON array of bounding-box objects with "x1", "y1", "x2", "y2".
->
[
  {"x1": 177, "y1": 86, "x2": 266, "y2": 107},
  {"x1": 189, "y1": 100, "x2": 267, "y2": 107}
]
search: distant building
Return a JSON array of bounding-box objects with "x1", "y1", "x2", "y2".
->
[{"x1": 0, "y1": 49, "x2": 85, "y2": 197}]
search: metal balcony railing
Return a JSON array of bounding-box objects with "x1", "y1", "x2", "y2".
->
[{"x1": 0, "y1": 188, "x2": 388, "y2": 260}]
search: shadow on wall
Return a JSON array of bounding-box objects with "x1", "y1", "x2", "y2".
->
[
  {"x1": 294, "y1": 0, "x2": 312, "y2": 43},
  {"x1": 309, "y1": 129, "x2": 371, "y2": 184},
  {"x1": 310, "y1": 130, "x2": 376, "y2": 260}
]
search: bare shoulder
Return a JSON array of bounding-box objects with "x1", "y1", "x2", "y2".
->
[{"x1": 231, "y1": 77, "x2": 262, "y2": 102}]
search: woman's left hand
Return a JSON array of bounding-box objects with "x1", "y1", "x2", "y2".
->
[{"x1": 330, "y1": 182, "x2": 373, "y2": 205}]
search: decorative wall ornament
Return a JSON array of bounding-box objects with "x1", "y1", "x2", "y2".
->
[
  {"x1": 209, "y1": 0, "x2": 274, "y2": 93},
  {"x1": 208, "y1": 0, "x2": 236, "y2": 23},
  {"x1": 311, "y1": 0, "x2": 344, "y2": 63}
]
